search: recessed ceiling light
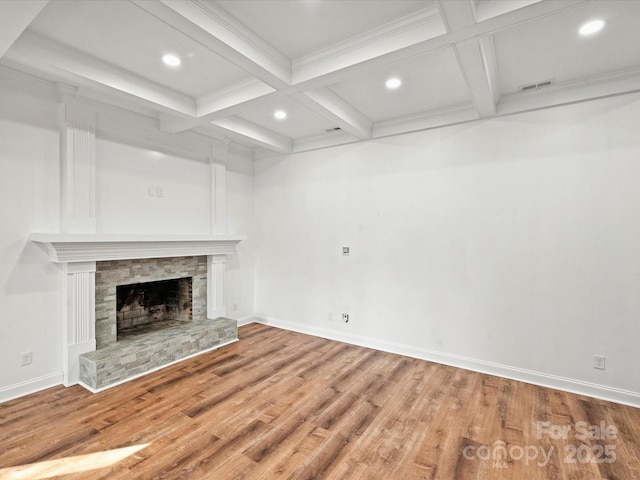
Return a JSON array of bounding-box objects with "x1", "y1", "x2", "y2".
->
[
  {"x1": 385, "y1": 77, "x2": 402, "y2": 90},
  {"x1": 274, "y1": 110, "x2": 287, "y2": 120},
  {"x1": 579, "y1": 19, "x2": 605, "y2": 36},
  {"x1": 162, "y1": 54, "x2": 181, "y2": 67}
]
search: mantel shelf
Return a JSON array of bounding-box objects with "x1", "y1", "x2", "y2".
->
[{"x1": 30, "y1": 233, "x2": 246, "y2": 263}]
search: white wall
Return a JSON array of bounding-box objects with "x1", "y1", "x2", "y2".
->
[
  {"x1": 96, "y1": 138, "x2": 211, "y2": 234},
  {"x1": 0, "y1": 70, "x2": 255, "y2": 401},
  {"x1": 253, "y1": 92, "x2": 640, "y2": 406},
  {"x1": 0, "y1": 74, "x2": 63, "y2": 397},
  {"x1": 227, "y1": 165, "x2": 255, "y2": 322}
]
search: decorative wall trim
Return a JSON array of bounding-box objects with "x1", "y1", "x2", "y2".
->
[
  {"x1": 253, "y1": 315, "x2": 640, "y2": 409},
  {"x1": 30, "y1": 234, "x2": 246, "y2": 263},
  {"x1": 62, "y1": 261, "x2": 96, "y2": 386},
  {"x1": 207, "y1": 255, "x2": 226, "y2": 319}
]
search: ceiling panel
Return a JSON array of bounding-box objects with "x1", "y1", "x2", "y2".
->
[
  {"x1": 328, "y1": 48, "x2": 471, "y2": 123},
  {"x1": 216, "y1": 0, "x2": 434, "y2": 60},
  {"x1": 235, "y1": 96, "x2": 339, "y2": 140},
  {"x1": 27, "y1": 0, "x2": 251, "y2": 98},
  {"x1": 494, "y1": 0, "x2": 640, "y2": 95},
  {"x1": 2, "y1": 0, "x2": 640, "y2": 157}
]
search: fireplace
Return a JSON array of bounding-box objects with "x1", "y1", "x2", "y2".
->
[
  {"x1": 95, "y1": 256, "x2": 208, "y2": 348},
  {"x1": 116, "y1": 277, "x2": 193, "y2": 340},
  {"x1": 30, "y1": 233, "x2": 245, "y2": 387}
]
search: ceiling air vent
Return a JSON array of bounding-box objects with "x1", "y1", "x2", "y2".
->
[
  {"x1": 324, "y1": 127, "x2": 342, "y2": 133},
  {"x1": 519, "y1": 79, "x2": 555, "y2": 92}
]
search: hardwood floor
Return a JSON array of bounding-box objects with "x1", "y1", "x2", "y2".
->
[{"x1": 1, "y1": 323, "x2": 639, "y2": 479}]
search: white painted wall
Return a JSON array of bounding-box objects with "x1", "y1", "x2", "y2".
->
[
  {"x1": 96, "y1": 138, "x2": 211, "y2": 234},
  {"x1": 0, "y1": 70, "x2": 255, "y2": 400},
  {"x1": 0, "y1": 74, "x2": 63, "y2": 397},
  {"x1": 227, "y1": 165, "x2": 255, "y2": 322},
  {"x1": 253, "y1": 92, "x2": 640, "y2": 405}
]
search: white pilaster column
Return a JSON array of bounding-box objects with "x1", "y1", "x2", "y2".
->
[
  {"x1": 57, "y1": 84, "x2": 98, "y2": 385},
  {"x1": 62, "y1": 261, "x2": 96, "y2": 386},
  {"x1": 207, "y1": 255, "x2": 226, "y2": 319},
  {"x1": 58, "y1": 84, "x2": 97, "y2": 234}
]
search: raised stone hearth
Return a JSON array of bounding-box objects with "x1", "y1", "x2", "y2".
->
[{"x1": 79, "y1": 317, "x2": 236, "y2": 390}]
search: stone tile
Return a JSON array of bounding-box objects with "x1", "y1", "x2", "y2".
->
[{"x1": 79, "y1": 317, "x2": 237, "y2": 390}]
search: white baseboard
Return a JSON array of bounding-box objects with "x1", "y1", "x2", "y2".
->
[
  {"x1": 235, "y1": 314, "x2": 259, "y2": 326},
  {"x1": 253, "y1": 314, "x2": 640, "y2": 408},
  {"x1": 0, "y1": 372, "x2": 64, "y2": 404}
]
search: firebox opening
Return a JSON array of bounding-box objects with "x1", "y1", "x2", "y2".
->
[{"x1": 116, "y1": 277, "x2": 192, "y2": 341}]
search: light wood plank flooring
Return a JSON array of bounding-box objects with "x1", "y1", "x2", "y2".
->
[{"x1": 1, "y1": 323, "x2": 639, "y2": 479}]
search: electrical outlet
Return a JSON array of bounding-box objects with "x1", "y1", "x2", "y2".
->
[
  {"x1": 342, "y1": 313, "x2": 349, "y2": 323},
  {"x1": 328, "y1": 312, "x2": 333, "y2": 322},
  {"x1": 232, "y1": 303, "x2": 238, "y2": 312},
  {"x1": 593, "y1": 355, "x2": 606, "y2": 370},
  {"x1": 20, "y1": 351, "x2": 32, "y2": 366}
]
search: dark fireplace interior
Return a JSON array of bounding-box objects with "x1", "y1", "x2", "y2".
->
[{"x1": 116, "y1": 277, "x2": 193, "y2": 341}]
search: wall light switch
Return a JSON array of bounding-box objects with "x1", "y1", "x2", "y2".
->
[
  {"x1": 157, "y1": 186, "x2": 165, "y2": 197},
  {"x1": 148, "y1": 185, "x2": 156, "y2": 196},
  {"x1": 342, "y1": 247, "x2": 350, "y2": 256}
]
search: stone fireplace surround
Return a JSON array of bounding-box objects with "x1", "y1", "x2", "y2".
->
[
  {"x1": 30, "y1": 234, "x2": 245, "y2": 391},
  {"x1": 96, "y1": 256, "x2": 207, "y2": 348}
]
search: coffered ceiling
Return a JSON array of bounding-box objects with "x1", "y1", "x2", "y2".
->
[{"x1": 1, "y1": 0, "x2": 639, "y2": 159}]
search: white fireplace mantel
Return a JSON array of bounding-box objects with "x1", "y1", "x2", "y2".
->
[
  {"x1": 30, "y1": 233, "x2": 246, "y2": 387},
  {"x1": 30, "y1": 233, "x2": 246, "y2": 263}
]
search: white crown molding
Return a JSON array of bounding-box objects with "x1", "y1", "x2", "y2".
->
[
  {"x1": 30, "y1": 233, "x2": 246, "y2": 263},
  {"x1": 292, "y1": 130, "x2": 359, "y2": 155},
  {"x1": 373, "y1": 103, "x2": 478, "y2": 138},
  {"x1": 498, "y1": 66, "x2": 640, "y2": 116}
]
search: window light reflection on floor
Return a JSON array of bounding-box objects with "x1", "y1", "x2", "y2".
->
[{"x1": 0, "y1": 443, "x2": 150, "y2": 479}]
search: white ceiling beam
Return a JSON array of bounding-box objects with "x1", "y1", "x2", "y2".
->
[
  {"x1": 159, "y1": 113, "x2": 201, "y2": 134},
  {"x1": 287, "y1": 0, "x2": 590, "y2": 94},
  {"x1": 475, "y1": 0, "x2": 543, "y2": 22},
  {"x1": 478, "y1": 35, "x2": 501, "y2": 106},
  {"x1": 131, "y1": 0, "x2": 291, "y2": 89},
  {"x1": 294, "y1": 88, "x2": 372, "y2": 140},
  {"x1": 197, "y1": 78, "x2": 276, "y2": 118},
  {"x1": 292, "y1": 6, "x2": 445, "y2": 85},
  {"x1": 210, "y1": 116, "x2": 293, "y2": 153},
  {"x1": 438, "y1": 0, "x2": 497, "y2": 117},
  {"x1": 453, "y1": 38, "x2": 498, "y2": 117},
  {"x1": 0, "y1": 0, "x2": 48, "y2": 58},
  {"x1": 9, "y1": 32, "x2": 196, "y2": 116}
]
